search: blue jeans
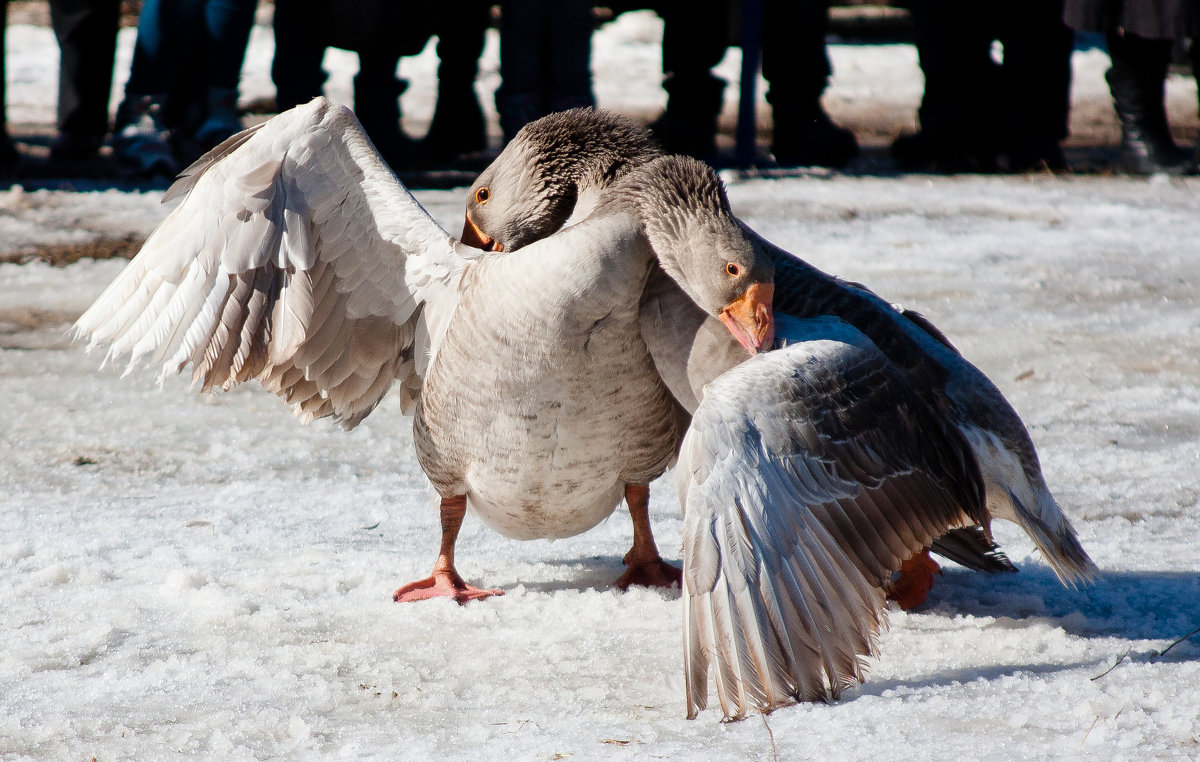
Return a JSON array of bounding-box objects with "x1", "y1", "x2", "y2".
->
[{"x1": 124, "y1": 0, "x2": 256, "y2": 97}]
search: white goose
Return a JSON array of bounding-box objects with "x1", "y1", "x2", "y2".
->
[
  {"x1": 74, "y1": 97, "x2": 776, "y2": 605},
  {"x1": 458, "y1": 109, "x2": 1098, "y2": 719}
]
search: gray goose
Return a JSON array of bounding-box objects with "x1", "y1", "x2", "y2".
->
[
  {"x1": 73, "y1": 97, "x2": 776, "y2": 605},
  {"x1": 460, "y1": 109, "x2": 1098, "y2": 719}
]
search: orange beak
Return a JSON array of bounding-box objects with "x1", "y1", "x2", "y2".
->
[
  {"x1": 719, "y1": 282, "x2": 775, "y2": 354},
  {"x1": 461, "y1": 213, "x2": 503, "y2": 252}
]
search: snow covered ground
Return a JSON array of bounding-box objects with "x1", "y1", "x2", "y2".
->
[{"x1": 3, "y1": 11, "x2": 1200, "y2": 762}]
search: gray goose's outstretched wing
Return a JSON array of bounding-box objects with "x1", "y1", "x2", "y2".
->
[
  {"x1": 75, "y1": 97, "x2": 467, "y2": 428},
  {"x1": 756, "y1": 231, "x2": 1095, "y2": 584},
  {"x1": 678, "y1": 316, "x2": 987, "y2": 720}
]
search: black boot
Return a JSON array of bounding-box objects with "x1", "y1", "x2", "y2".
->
[
  {"x1": 1004, "y1": 135, "x2": 1067, "y2": 172},
  {"x1": 0, "y1": 130, "x2": 16, "y2": 168},
  {"x1": 771, "y1": 105, "x2": 858, "y2": 169},
  {"x1": 1191, "y1": 26, "x2": 1200, "y2": 168},
  {"x1": 496, "y1": 91, "x2": 543, "y2": 145},
  {"x1": 1106, "y1": 31, "x2": 1193, "y2": 175},
  {"x1": 891, "y1": 128, "x2": 999, "y2": 173}
]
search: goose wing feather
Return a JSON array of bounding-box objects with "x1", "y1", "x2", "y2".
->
[
  {"x1": 75, "y1": 97, "x2": 466, "y2": 428},
  {"x1": 678, "y1": 317, "x2": 986, "y2": 720},
  {"x1": 930, "y1": 526, "x2": 1017, "y2": 573},
  {"x1": 757, "y1": 231, "x2": 1097, "y2": 584}
]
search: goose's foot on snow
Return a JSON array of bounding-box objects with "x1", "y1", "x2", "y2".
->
[
  {"x1": 393, "y1": 570, "x2": 504, "y2": 604},
  {"x1": 886, "y1": 548, "x2": 941, "y2": 610},
  {"x1": 615, "y1": 482, "x2": 681, "y2": 590},
  {"x1": 615, "y1": 554, "x2": 682, "y2": 590},
  {"x1": 393, "y1": 494, "x2": 503, "y2": 604}
]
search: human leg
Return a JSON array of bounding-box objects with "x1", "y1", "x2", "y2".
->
[
  {"x1": 655, "y1": 0, "x2": 729, "y2": 159},
  {"x1": 1105, "y1": 29, "x2": 1192, "y2": 174},
  {"x1": 271, "y1": 0, "x2": 330, "y2": 111},
  {"x1": 761, "y1": 0, "x2": 858, "y2": 167},
  {"x1": 186, "y1": 0, "x2": 257, "y2": 149},
  {"x1": 1, "y1": 0, "x2": 16, "y2": 166},
  {"x1": 993, "y1": 0, "x2": 1073, "y2": 171},
  {"x1": 114, "y1": 0, "x2": 205, "y2": 173},
  {"x1": 495, "y1": 0, "x2": 551, "y2": 141},
  {"x1": 545, "y1": 0, "x2": 595, "y2": 113},
  {"x1": 425, "y1": 0, "x2": 489, "y2": 161},
  {"x1": 893, "y1": 0, "x2": 999, "y2": 171},
  {"x1": 48, "y1": 0, "x2": 120, "y2": 158}
]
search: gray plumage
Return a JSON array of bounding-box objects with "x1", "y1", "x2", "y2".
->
[
  {"x1": 74, "y1": 97, "x2": 774, "y2": 562},
  {"x1": 679, "y1": 315, "x2": 988, "y2": 716},
  {"x1": 466, "y1": 108, "x2": 1097, "y2": 720},
  {"x1": 466, "y1": 107, "x2": 662, "y2": 250}
]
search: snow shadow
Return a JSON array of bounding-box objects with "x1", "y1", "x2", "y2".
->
[
  {"x1": 929, "y1": 564, "x2": 1200, "y2": 645},
  {"x1": 486, "y1": 554, "x2": 684, "y2": 598},
  {"x1": 858, "y1": 658, "x2": 1100, "y2": 701}
]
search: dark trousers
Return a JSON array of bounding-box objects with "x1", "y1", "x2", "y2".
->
[
  {"x1": 271, "y1": 0, "x2": 332, "y2": 109},
  {"x1": 495, "y1": 0, "x2": 594, "y2": 139},
  {"x1": 761, "y1": 0, "x2": 834, "y2": 109},
  {"x1": 49, "y1": 0, "x2": 121, "y2": 137},
  {"x1": 660, "y1": 0, "x2": 835, "y2": 114},
  {"x1": 1, "y1": 0, "x2": 9, "y2": 130},
  {"x1": 909, "y1": 0, "x2": 1072, "y2": 144},
  {"x1": 272, "y1": 0, "x2": 470, "y2": 111},
  {"x1": 125, "y1": 0, "x2": 257, "y2": 97}
]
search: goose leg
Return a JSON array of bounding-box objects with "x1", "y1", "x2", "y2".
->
[
  {"x1": 886, "y1": 548, "x2": 942, "y2": 610},
  {"x1": 393, "y1": 495, "x2": 504, "y2": 604},
  {"x1": 615, "y1": 484, "x2": 682, "y2": 590}
]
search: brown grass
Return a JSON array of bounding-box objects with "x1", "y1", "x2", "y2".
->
[{"x1": 0, "y1": 234, "x2": 145, "y2": 266}]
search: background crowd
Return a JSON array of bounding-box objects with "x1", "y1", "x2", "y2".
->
[{"x1": 1, "y1": 0, "x2": 1199, "y2": 177}]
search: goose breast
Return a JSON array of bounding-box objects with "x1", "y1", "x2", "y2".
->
[{"x1": 414, "y1": 216, "x2": 681, "y2": 540}]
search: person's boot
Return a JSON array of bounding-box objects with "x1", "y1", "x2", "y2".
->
[
  {"x1": 113, "y1": 94, "x2": 178, "y2": 177},
  {"x1": 1190, "y1": 28, "x2": 1200, "y2": 169},
  {"x1": 1106, "y1": 32, "x2": 1193, "y2": 175},
  {"x1": 1004, "y1": 134, "x2": 1067, "y2": 172},
  {"x1": 771, "y1": 104, "x2": 859, "y2": 169},
  {"x1": 1, "y1": 130, "x2": 17, "y2": 168},
  {"x1": 651, "y1": 73, "x2": 724, "y2": 161},
  {"x1": 192, "y1": 87, "x2": 244, "y2": 151}
]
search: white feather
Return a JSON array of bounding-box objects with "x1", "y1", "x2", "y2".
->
[{"x1": 74, "y1": 97, "x2": 466, "y2": 428}]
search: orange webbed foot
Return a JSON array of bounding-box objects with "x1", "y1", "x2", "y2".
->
[{"x1": 887, "y1": 549, "x2": 942, "y2": 610}]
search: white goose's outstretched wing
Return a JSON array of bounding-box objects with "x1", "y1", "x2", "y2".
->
[
  {"x1": 75, "y1": 98, "x2": 466, "y2": 428},
  {"x1": 678, "y1": 318, "x2": 988, "y2": 720}
]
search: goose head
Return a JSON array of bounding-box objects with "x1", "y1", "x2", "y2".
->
[
  {"x1": 609, "y1": 155, "x2": 775, "y2": 354},
  {"x1": 462, "y1": 108, "x2": 661, "y2": 251}
]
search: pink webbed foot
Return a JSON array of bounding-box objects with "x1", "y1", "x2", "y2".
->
[
  {"x1": 886, "y1": 549, "x2": 942, "y2": 610},
  {"x1": 396, "y1": 494, "x2": 503, "y2": 604},
  {"x1": 616, "y1": 483, "x2": 681, "y2": 590},
  {"x1": 615, "y1": 552, "x2": 682, "y2": 590},
  {"x1": 393, "y1": 571, "x2": 504, "y2": 605}
]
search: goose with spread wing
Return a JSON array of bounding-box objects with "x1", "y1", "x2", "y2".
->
[
  {"x1": 458, "y1": 109, "x2": 1098, "y2": 719},
  {"x1": 74, "y1": 97, "x2": 776, "y2": 604}
]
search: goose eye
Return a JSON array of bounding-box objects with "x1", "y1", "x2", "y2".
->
[
  {"x1": 726, "y1": 263, "x2": 741, "y2": 277},
  {"x1": 475, "y1": 187, "x2": 490, "y2": 205}
]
